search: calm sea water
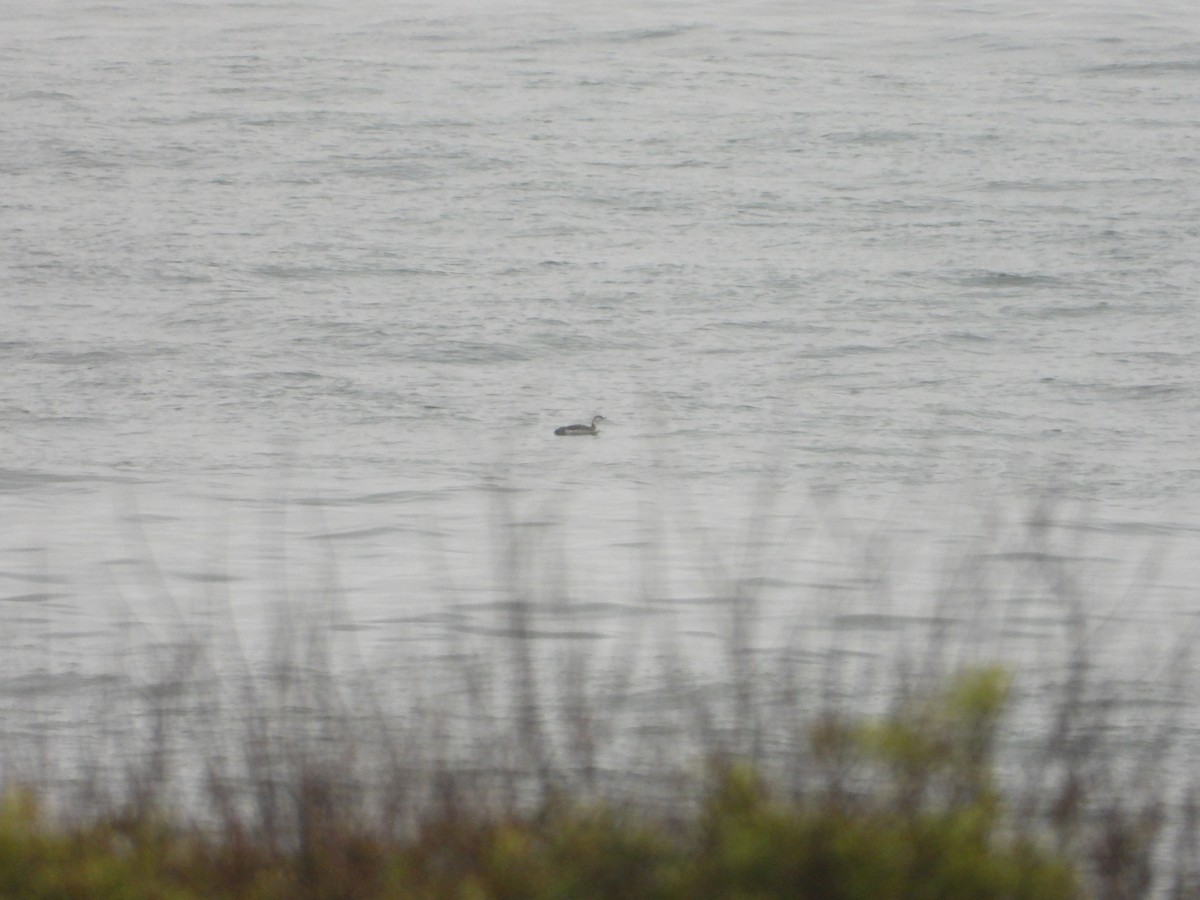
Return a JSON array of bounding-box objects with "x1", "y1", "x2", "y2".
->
[{"x1": 3, "y1": 0, "x2": 1200, "y2": 792}]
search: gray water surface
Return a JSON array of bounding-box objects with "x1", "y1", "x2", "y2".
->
[{"x1": 3, "y1": 0, "x2": 1200, "y2": 803}]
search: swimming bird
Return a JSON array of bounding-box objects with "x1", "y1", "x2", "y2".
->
[{"x1": 555, "y1": 415, "x2": 605, "y2": 436}]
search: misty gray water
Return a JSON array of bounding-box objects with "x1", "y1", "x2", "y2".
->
[{"x1": 3, "y1": 0, "x2": 1200, "y2": 806}]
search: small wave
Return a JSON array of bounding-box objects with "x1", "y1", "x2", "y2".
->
[
  {"x1": 422, "y1": 341, "x2": 533, "y2": 363},
  {"x1": 1116, "y1": 383, "x2": 1186, "y2": 400},
  {"x1": 308, "y1": 525, "x2": 404, "y2": 542},
  {"x1": 805, "y1": 343, "x2": 892, "y2": 358},
  {"x1": 173, "y1": 571, "x2": 243, "y2": 584},
  {"x1": 32, "y1": 348, "x2": 122, "y2": 366},
  {"x1": 0, "y1": 671, "x2": 126, "y2": 699},
  {"x1": 831, "y1": 613, "x2": 957, "y2": 631},
  {"x1": 290, "y1": 490, "x2": 445, "y2": 507},
  {"x1": 1118, "y1": 350, "x2": 1198, "y2": 365},
  {"x1": 1033, "y1": 301, "x2": 1111, "y2": 319},
  {"x1": 8, "y1": 89, "x2": 78, "y2": 104},
  {"x1": 1, "y1": 592, "x2": 70, "y2": 604},
  {"x1": 600, "y1": 25, "x2": 696, "y2": 43},
  {"x1": 952, "y1": 270, "x2": 1063, "y2": 289},
  {"x1": 534, "y1": 601, "x2": 662, "y2": 620},
  {"x1": 0, "y1": 570, "x2": 71, "y2": 586},
  {"x1": 825, "y1": 129, "x2": 917, "y2": 145},
  {"x1": 451, "y1": 624, "x2": 606, "y2": 641},
  {"x1": 980, "y1": 179, "x2": 1087, "y2": 192},
  {"x1": 253, "y1": 369, "x2": 327, "y2": 381},
  {"x1": 344, "y1": 490, "x2": 440, "y2": 505},
  {"x1": 0, "y1": 468, "x2": 141, "y2": 491},
  {"x1": 251, "y1": 264, "x2": 334, "y2": 279},
  {"x1": 1086, "y1": 60, "x2": 1200, "y2": 76},
  {"x1": 710, "y1": 319, "x2": 808, "y2": 332},
  {"x1": 1054, "y1": 380, "x2": 1186, "y2": 404}
]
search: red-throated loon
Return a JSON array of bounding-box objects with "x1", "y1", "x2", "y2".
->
[{"x1": 554, "y1": 415, "x2": 605, "y2": 436}]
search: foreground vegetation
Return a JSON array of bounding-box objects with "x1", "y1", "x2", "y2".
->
[
  {"x1": 3, "y1": 497, "x2": 1197, "y2": 897},
  {"x1": 2, "y1": 669, "x2": 1091, "y2": 899}
]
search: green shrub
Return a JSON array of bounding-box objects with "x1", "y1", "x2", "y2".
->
[
  {"x1": 672, "y1": 668, "x2": 1079, "y2": 900},
  {"x1": 0, "y1": 668, "x2": 1084, "y2": 899}
]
